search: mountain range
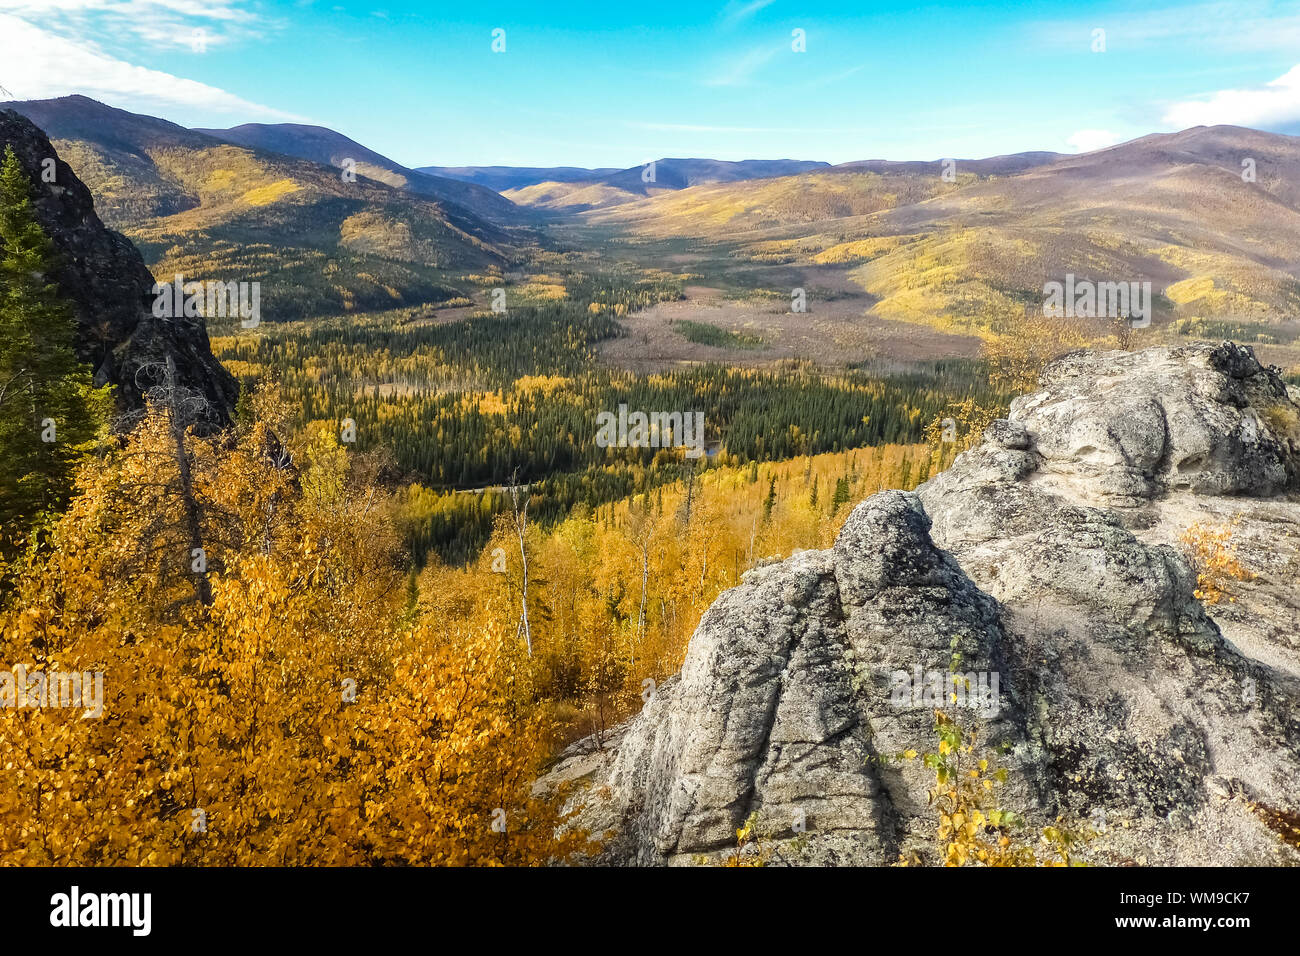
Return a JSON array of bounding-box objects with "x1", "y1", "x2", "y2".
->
[
  {"x1": 498, "y1": 158, "x2": 832, "y2": 212},
  {"x1": 486, "y1": 155, "x2": 1068, "y2": 214},
  {"x1": 7, "y1": 94, "x2": 1300, "y2": 336},
  {"x1": 417, "y1": 165, "x2": 623, "y2": 193},
  {"x1": 194, "y1": 121, "x2": 518, "y2": 223},
  {"x1": 6, "y1": 96, "x2": 514, "y2": 321},
  {"x1": 577, "y1": 125, "x2": 1300, "y2": 335}
]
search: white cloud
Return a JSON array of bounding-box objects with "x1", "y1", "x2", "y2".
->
[
  {"x1": 0, "y1": 14, "x2": 303, "y2": 120},
  {"x1": 1066, "y1": 129, "x2": 1122, "y2": 152},
  {"x1": 0, "y1": 0, "x2": 258, "y2": 50},
  {"x1": 1162, "y1": 63, "x2": 1300, "y2": 128},
  {"x1": 1030, "y1": 2, "x2": 1300, "y2": 53}
]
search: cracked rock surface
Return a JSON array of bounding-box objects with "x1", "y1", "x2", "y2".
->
[{"x1": 537, "y1": 343, "x2": 1300, "y2": 866}]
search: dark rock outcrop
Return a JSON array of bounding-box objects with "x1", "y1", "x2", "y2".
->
[
  {"x1": 0, "y1": 109, "x2": 236, "y2": 422},
  {"x1": 538, "y1": 343, "x2": 1300, "y2": 866}
]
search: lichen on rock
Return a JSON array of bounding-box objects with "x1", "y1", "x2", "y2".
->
[{"x1": 537, "y1": 342, "x2": 1300, "y2": 867}]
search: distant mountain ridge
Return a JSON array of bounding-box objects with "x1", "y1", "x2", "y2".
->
[
  {"x1": 417, "y1": 165, "x2": 622, "y2": 192},
  {"x1": 830, "y1": 150, "x2": 1063, "y2": 177},
  {"x1": 498, "y1": 157, "x2": 832, "y2": 211},
  {"x1": 6, "y1": 96, "x2": 513, "y2": 322},
  {"x1": 195, "y1": 122, "x2": 519, "y2": 223},
  {"x1": 581, "y1": 125, "x2": 1300, "y2": 330},
  {"x1": 602, "y1": 158, "x2": 831, "y2": 190},
  {"x1": 423, "y1": 154, "x2": 1060, "y2": 199},
  {"x1": 430, "y1": 154, "x2": 1062, "y2": 211},
  {"x1": 424, "y1": 158, "x2": 829, "y2": 196},
  {"x1": 14, "y1": 94, "x2": 1300, "y2": 333}
]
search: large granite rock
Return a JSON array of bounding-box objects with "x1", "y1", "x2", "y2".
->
[
  {"x1": 538, "y1": 342, "x2": 1300, "y2": 866},
  {"x1": 0, "y1": 109, "x2": 236, "y2": 421}
]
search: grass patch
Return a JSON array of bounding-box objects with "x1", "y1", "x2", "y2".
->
[
  {"x1": 1171, "y1": 317, "x2": 1296, "y2": 345},
  {"x1": 672, "y1": 319, "x2": 766, "y2": 350},
  {"x1": 241, "y1": 178, "x2": 300, "y2": 206}
]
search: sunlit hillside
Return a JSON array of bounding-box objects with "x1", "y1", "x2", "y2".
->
[
  {"x1": 579, "y1": 170, "x2": 967, "y2": 234},
  {"x1": 573, "y1": 126, "x2": 1300, "y2": 341},
  {"x1": 195, "y1": 121, "x2": 520, "y2": 223},
  {"x1": 504, "y1": 178, "x2": 650, "y2": 212},
  {"x1": 9, "y1": 96, "x2": 516, "y2": 321},
  {"x1": 502, "y1": 158, "x2": 831, "y2": 212}
]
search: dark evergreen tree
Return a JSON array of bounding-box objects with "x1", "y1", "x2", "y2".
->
[
  {"x1": 830, "y1": 476, "x2": 851, "y2": 515},
  {"x1": 0, "y1": 146, "x2": 109, "y2": 555}
]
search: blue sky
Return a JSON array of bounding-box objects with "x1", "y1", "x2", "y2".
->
[{"x1": 3, "y1": 0, "x2": 1300, "y2": 167}]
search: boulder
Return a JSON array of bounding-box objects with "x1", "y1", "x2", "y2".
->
[{"x1": 538, "y1": 343, "x2": 1300, "y2": 866}]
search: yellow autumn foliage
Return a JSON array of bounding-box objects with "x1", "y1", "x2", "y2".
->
[
  {"x1": 1180, "y1": 519, "x2": 1252, "y2": 605},
  {"x1": 0, "y1": 404, "x2": 583, "y2": 865}
]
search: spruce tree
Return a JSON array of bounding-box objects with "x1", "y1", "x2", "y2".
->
[
  {"x1": 762, "y1": 475, "x2": 777, "y2": 524},
  {"x1": 234, "y1": 379, "x2": 255, "y2": 427},
  {"x1": 0, "y1": 145, "x2": 109, "y2": 551},
  {"x1": 830, "y1": 476, "x2": 851, "y2": 515}
]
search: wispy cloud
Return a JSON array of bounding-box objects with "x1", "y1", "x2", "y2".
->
[
  {"x1": 1028, "y1": 1, "x2": 1300, "y2": 53},
  {"x1": 1162, "y1": 63, "x2": 1300, "y2": 128},
  {"x1": 702, "y1": 44, "x2": 782, "y2": 87},
  {"x1": 719, "y1": 0, "x2": 776, "y2": 28},
  {"x1": 0, "y1": 0, "x2": 262, "y2": 51},
  {"x1": 0, "y1": 13, "x2": 303, "y2": 120}
]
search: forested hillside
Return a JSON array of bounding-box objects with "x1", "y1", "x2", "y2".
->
[
  {"x1": 6, "y1": 96, "x2": 517, "y2": 322},
  {"x1": 0, "y1": 124, "x2": 996, "y2": 864}
]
